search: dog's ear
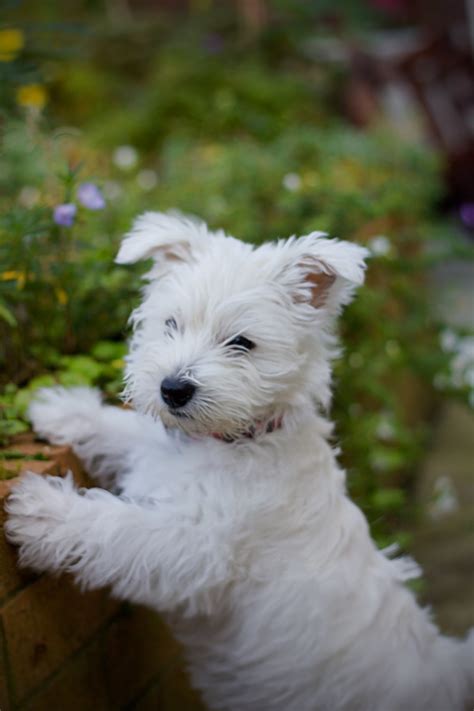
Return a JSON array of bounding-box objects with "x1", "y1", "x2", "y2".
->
[
  {"x1": 278, "y1": 232, "x2": 369, "y2": 312},
  {"x1": 115, "y1": 212, "x2": 215, "y2": 267}
]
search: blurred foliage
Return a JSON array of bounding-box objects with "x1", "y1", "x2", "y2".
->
[
  {"x1": 0, "y1": 124, "x2": 139, "y2": 381},
  {"x1": 61, "y1": 50, "x2": 334, "y2": 151},
  {"x1": 1, "y1": 2, "x2": 473, "y2": 544},
  {"x1": 0, "y1": 341, "x2": 126, "y2": 446}
]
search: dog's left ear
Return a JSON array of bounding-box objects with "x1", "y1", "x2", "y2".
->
[
  {"x1": 115, "y1": 212, "x2": 216, "y2": 268},
  {"x1": 280, "y1": 232, "x2": 369, "y2": 313}
]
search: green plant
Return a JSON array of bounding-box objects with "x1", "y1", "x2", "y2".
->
[
  {"x1": 0, "y1": 340, "x2": 125, "y2": 447},
  {"x1": 0, "y1": 119, "x2": 141, "y2": 382}
]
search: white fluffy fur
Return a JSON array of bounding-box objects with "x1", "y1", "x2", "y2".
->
[{"x1": 6, "y1": 213, "x2": 473, "y2": 711}]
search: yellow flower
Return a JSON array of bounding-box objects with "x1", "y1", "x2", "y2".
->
[
  {"x1": 16, "y1": 84, "x2": 47, "y2": 110},
  {"x1": 1, "y1": 271, "x2": 26, "y2": 288},
  {"x1": 200, "y1": 143, "x2": 223, "y2": 162},
  {"x1": 55, "y1": 288, "x2": 68, "y2": 305},
  {"x1": 302, "y1": 171, "x2": 320, "y2": 189},
  {"x1": 0, "y1": 28, "x2": 24, "y2": 62}
]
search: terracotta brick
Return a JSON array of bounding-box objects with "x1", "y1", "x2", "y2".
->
[
  {"x1": 128, "y1": 671, "x2": 206, "y2": 711},
  {"x1": 0, "y1": 478, "x2": 17, "y2": 501},
  {"x1": 0, "y1": 436, "x2": 85, "y2": 491},
  {"x1": 0, "y1": 434, "x2": 205, "y2": 710},
  {"x1": 106, "y1": 605, "x2": 206, "y2": 711},
  {"x1": 1, "y1": 435, "x2": 61, "y2": 473},
  {"x1": 140, "y1": 611, "x2": 184, "y2": 671},
  {"x1": 22, "y1": 639, "x2": 109, "y2": 711},
  {"x1": 155, "y1": 664, "x2": 206, "y2": 711},
  {"x1": 0, "y1": 504, "x2": 37, "y2": 603},
  {"x1": 0, "y1": 440, "x2": 92, "y2": 602},
  {"x1": 0, "y1": 462, "x2": 59, "y2": 501},
  {"x1": 104, "y1": 605, "x2": 180, "y2": 708},
  {"x1": 128, "y1": 680, "x2": 161, "y2": 711},
  {"x1": 2, "y1": 435, "x2": 58, "y2": 459},
  {"x1": 1, "y1": 574, "x2": 117, "y2": 704},
  {"x1": 0, "y1": 621, "x2": 11, "y2": 711},
  {"x1": 50, "y1": 446, "x2": 92, "y2": 488},
  {"x1": 0, "y1": 437, "x2": 63, "y2": 502}
]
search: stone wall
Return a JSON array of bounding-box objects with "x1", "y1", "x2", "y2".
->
[{"x1": 0, "y1": 436, "x2": 205, "y2": 711}]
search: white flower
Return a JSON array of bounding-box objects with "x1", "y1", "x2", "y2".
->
[
  {"x1": 449, "y1": 336, "x2": 474, "y2": 388},
  {"x1": 464, "y1": 368, "x2": 474, "y2": 388},
  {"x1": 282, "y1": 173, "x2": 301, "y2": 191},
  {"x1": 440, "y1": 328, "x2": 457, "y2": 352},
  {"x1": 349, "y1": 352, "x2": 363, "y2": 368},
  {"x1": 136, "y1": 169, "x2": 158, "y2": 191},
  {"x1": 428, "y1": 475, "x2": 459, "y2": 520},
  {"x1": 385, "y1": 340, "x2": 400, "y2": 358},
  {"x1": 18, "y1": 186, "x2": 40, "y2": 208},
  {"x1": 368, "y1": 235, "x2": 391, "y2": 256},
  {"x1": 103, "y1": 180, "x2": 123, "y2": 201},
  {"x1": 113, "y1": 145, "x2": 138, "y2": 170},
  {"x1": 376, "y1": 416, "x2": 395, "y2": 442}
]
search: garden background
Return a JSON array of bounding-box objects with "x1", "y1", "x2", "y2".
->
[{"x1": 0, "y1": 1, "x2": 473, "y2": 709}]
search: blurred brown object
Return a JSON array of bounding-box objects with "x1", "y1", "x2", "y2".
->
[
  {"x1": 235, "y1": 0, "x2": 269, "y2": 36},
  {"x1": 345, "y1": 1, "x2": 473, "y2": 201},
  {"x1": 396, "y1": 33, "x2": 474, "y2": 202}
]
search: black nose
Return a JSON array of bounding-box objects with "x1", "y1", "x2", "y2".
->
[{"x1": 160, "y1": 376, "x2": 196, "y2": 409}]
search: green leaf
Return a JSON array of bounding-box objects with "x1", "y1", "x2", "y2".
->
[
  {"x1": 0, "y1": 419, "x2": 29, "y2": 437},
  {"x1": 0, "y1": 463, "x2": 21, "y2": 481},
  {"x1": 28, "y1": 375, "x2": 57, "y2": 391},
  {"x1": 0, "y1": 301, "x2": 17, "y2": 327},
  {"x1": 372, "y1": 488, "x2": 406, "y2": 512},
  {"x1": 58, "y1": 355, "x2": 104, "y2": 382},
  {"x1": 90, "y1": 340, "x2": 127, "y2": 362}
]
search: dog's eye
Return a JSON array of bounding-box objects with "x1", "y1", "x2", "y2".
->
[
  {"x1": 226, "y1": 335, "x2": 255, "y2": 352},
  {"x1": 165, "y1": 317, "x2": 178, "y2": 331}
]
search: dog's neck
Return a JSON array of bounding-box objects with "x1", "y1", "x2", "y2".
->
[{"x1": 210, "y1": 415, "x2": 284, "y2": 443}]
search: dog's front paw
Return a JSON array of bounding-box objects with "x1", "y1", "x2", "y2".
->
[
  {"x1": 4, "y1": 472, "x2": 77, "y2": 571},
  {"x1": 28, "y1": 386, "x2": 103, "y2": 445}
]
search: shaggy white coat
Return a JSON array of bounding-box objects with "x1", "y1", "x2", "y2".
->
[{"x1": 6, "y1": 213, "x2": 474, "y2": 711}]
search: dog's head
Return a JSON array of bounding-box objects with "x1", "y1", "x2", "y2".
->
[{"x1": 116, "y1": 212, "x2": 368, "y2": 439}]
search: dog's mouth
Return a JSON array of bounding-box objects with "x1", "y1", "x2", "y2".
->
[
  {"x1": 168, "y1": 409, "x2": 190, "y2": 419},
  {"x1": 160, "y1": 405, "x2": 196, "y2": 426},
  {"x1": 162, "y1": 403, "x2": 283, "y2": 443},
  {"x1": 162, "y1": 403, "x2": 236, "y2": 437}
]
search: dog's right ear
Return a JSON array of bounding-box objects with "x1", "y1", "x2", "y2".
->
[{"x1": 115, "y1": 212, "x2": 214, "y2": 268}]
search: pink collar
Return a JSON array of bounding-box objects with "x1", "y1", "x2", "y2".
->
[{"x1": 211, "y1": 415, "x2": 283, "y2": 443}]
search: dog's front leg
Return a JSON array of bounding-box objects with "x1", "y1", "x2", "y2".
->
[
  {"x1": 28, "y1": 387, "x2": 167, "y2": 489},
  {"x1": 5, "y1": 473, "x2": 233, "y2": 611}
]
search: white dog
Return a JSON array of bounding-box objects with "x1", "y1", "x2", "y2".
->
[{"x1": 6, "y1": 213, "x2": 473, "y2": 711}]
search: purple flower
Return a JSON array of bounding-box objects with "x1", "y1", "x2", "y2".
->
[
  {"x1": 202, "y1": 33, "x2": 224, "y2": 55},
  {"x1": 53, "y1": 203, "x2": 77, "y2": 227},
  {"x1": 77, "y1": 182, "x2": 105, "y2": 210},
  {"x1": 460, "y1": 203, "x2": 474, "y2": 228}
]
